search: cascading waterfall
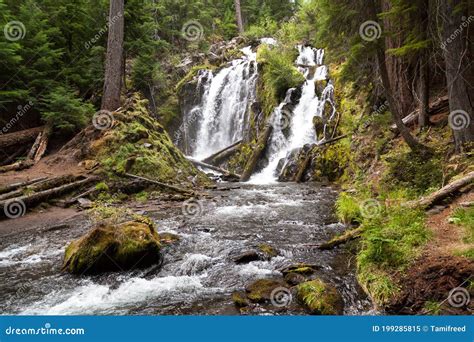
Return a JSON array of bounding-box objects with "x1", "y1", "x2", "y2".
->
[
  {"x1": 186, "y1": 47, "x2": 258, "y2": 160},
  {"x1": 250, "y1": 46, "x2": 336, "y2": 184}
]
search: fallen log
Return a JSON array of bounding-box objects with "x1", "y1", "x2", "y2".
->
[
  {"x1": 317, "y1": 228, "x2": 363, "y2": 250},
  {"x1": 0, "y1": 176, "x2": 100, "y2": 218},
  {"x1": 390, "y1": 95, "x2": 449, "y2": 131},
  {"x1": 240, "y1": 124, "x2": 273, "y2": 182},
  {"x1": 0, "y1": 177, "x2": 48, "y2": 195},
  {"x1": 0, "y1": 160, "x2": 34, "y2": 173},
  {"x1": 1, "y1": 145, "x2": 28, "y2": 166},
  {"x1": 0, "y1": 126, "x2": 44, "y2": 149},
  {"x1": 409, "y1": 171, "x2": 474, "y2": 209},
  {"x1": 187, "y1": 157, "x2": 241, "y2": 180},
  {"x1": 202, "y1": 140, "x2": 243, "y2": 166},
  {"x1": 124, "y1": 173, "x2": 194, "y2": 195}
]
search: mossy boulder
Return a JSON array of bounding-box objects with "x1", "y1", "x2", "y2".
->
[
  {"x1": 159, "y1": 232, "x2": 181, "y2": 245},
  {"x1": 63, "y1": 220, "x2": 162, "y2": 275},
  {"x1": 92, "y1": 94, "x2": 210, "y2": 187},
  {"x1": 232, "y1": 292, "x2": 250, "y2": 308},
  {"x1": 245, "y1": 279, "x2": 285, "y2": 303},
  {"x1": 258, "y1": 244, "x2": 278, "y2": 259},
  {"x1": 296, "y1": 279, "x2": 344, "y2": 315}
]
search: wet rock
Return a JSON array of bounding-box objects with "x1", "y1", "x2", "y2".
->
[
  {"x1": 281, "y1": 263, "x2": 319, "y2": 276},
  {"x1": 427, "y1": 205, "x2": 447, "y2": 215},
  {"x1": 232, "y1": 292, "x2": 250, "y2": 308},
  {"x1": 63, "y1": 220, "x2": 162, "y2": 275},
  {"x1": 234, "y1": 251, "x2": 260, "y2": 264},
  {"x1": 245, "y1": 279, "x2": 286, "y2": 303},
  {"x1": 77, "y1": 198, "x2": 93, "y2": 210},
  {"x1": 257, "y1": 244, "x2": 279, "y2": 259},
  {"x1": 296, "y1": 279, "x2": 344, "y2": 315},
  {"x1": 159, "y1": 232, "x2": 180, "y2": 245},
  {"x1": 284, "y1": 272, "x2": 307, "y2": 286}
]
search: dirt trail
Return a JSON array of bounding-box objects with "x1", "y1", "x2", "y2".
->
[{"x1": 389, "y1": 192, "x2": 474, "y2": 314}]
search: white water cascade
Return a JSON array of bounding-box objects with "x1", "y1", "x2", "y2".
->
[
  {"x1": 188, "y1": 47, "x2": 258, "y2": 160},
  {"x1": 250, "y1": 45, "x2": 335, "y2": 184}
]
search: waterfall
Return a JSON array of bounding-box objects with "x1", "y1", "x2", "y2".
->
[
  {"x1": 250, "y1": 45, "x2": 336, "y2": 184},
  {"x1": 185, "y1": 47, "x2": 258, "y2": 160}
]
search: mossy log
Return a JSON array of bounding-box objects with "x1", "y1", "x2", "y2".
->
[
  {"x1": 125, "y1": 173, "x2": 194, "y2": 195},
  {"x1": 202, "y1": 140, "x2": 242, "y2": 166},
  {"x1": 409, "y1": 171, "x2": 474, "y2": 209},
  {"x1": 0, "y1": 177, "x2": 48, "y2": 195},
  {"x1": 0, "y1": 176, "x2": 99, "y2": 217},
  {"x1": 240, "y1": 124, "x2": 273, "y2": 182},
  {"x1": 317, "y1": 228, "x2": 363, "y2": 250}
]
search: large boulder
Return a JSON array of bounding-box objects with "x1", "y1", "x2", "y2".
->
[
  {"x1": 63, "y1": 220, "x2": 162, "y2": 275},
  {"x1": 296, "y1": 279, "x2": 344, "y2": 315}
]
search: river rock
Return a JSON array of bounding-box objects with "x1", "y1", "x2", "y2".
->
[
  {"x1": 296, "y1": 279, "x2": 344, "y2": 315},
  {"x1": 63, "y1": 220, "x2": 162, "y2": 275},
  {"x1": 245, "y1": 279, "x2": 286, "y2": 303},
  {"x1": 234, "y1": 251, "x2": 260, "y2": 264}
]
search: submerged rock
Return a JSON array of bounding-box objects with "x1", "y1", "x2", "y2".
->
[
  {"x1": 296, "y1": 279, "x2": 344, "y2": 315},
  {"x1": 63, "y1": 220, "x2": 162, "y2": 275}
]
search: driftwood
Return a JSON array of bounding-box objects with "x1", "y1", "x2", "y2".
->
[
  {"x1": 0, "y1": 126, "x2": 44, "y2": 149},
  {"x1": 202, "y1": 140, "x2": 242, "y2": 166},
  {"x1": 124, "y1": 173, "x2": 193, "y2": 195},
  {"x1": 0, "y1": 177, "x2": 48, "y2": 195},
  {"x1": 187, "y1": 157, "x2": 241, "y2": 180},
  {"x1": 317, "y1": 228, "x2": 363, "y2": 250},
  {"x1": 0, "y1": 176, "x2": 99, "y2": 217},
  {"x1": 240, "y1": 124, "x2": 273, "y2": 182},
  {"x1": 409, "y1": 171, "x2": 474, "y2": 209}
]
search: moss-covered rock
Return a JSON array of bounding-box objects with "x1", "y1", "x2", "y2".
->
[
  {"x1": 258, "y1": 244, "x2": 278, "y2": 259},
  {"x1": 232, "y1": 292, "x2": 250, "y2": 308},
  {"x1": 245, "y1": 279, "x2": 285, "y2": 303},
  {"x1": 92, "y1": 94, "x2": 210, "y2": 187},
  {"x1": 296, "y1": 279, "x2": 344, "y2": 315},
  {"x1": 159, "y1": 232, "x2": 181, "y2": 245},
  {"x1": 63, "y1": 220, "x2": 162, "y2": 275}
]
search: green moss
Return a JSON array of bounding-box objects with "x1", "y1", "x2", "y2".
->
[
  {"x1": 232, "y1": 292, "x2": 250, "y2": 308},
  {"x1": 175, "y1": 64, "x2": 216, "y2": 93},
  {"x1": 63, "y1": 220, "x2": 162, "y2": 275},
  {"x1": 258, "y1": 244, "x2": 278, "y2": 258},
  {"x1": 246, "y1": 279, "x2": 283, "y2": 303},
  {"x1": 357, "y1": 269, "x2": 399, "y2": 306},
  {"x1": 296, "y1": 279, "x2": 343, "y2": 315},
  {"x1": 96, "y1": 94, "x2": 210, "y2": 187},
  {"x1": 95, "y1": 182, "x2": 109, "y2": 192}
]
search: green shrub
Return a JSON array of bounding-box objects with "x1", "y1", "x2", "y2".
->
[{"x1": 41, "y1": 86, "x2": 94, "y2": 132}]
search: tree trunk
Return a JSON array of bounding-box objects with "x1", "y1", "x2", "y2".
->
[
  {"x1": 101, "y1": 0, "x2": 124, "y2": 111},
  {"x1": 234, "y1": 0, "x2": 244, "y2": 35},
  {"x1": 240, "y1": 124, "x2": 273, "y2": 182},
  {"x1": 0, "y1": 126, "x2": 44, "y2": 150},
  {"x1": 377, "y1": 48, "x2": 428, "y2": 152},
  {"x1": 417, "y1": 0, "x2": 430, "y2": 129},
  {"x1": 441, "y1": 0, "x2": 474, "y2": 152}
]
